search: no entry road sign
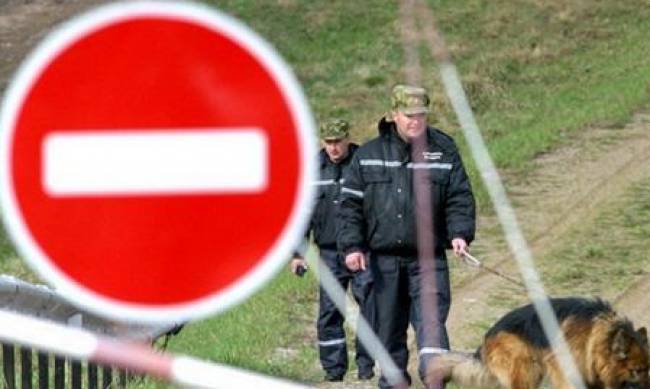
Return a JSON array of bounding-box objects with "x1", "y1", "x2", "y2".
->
[{"x1": 0, "y1": 2, "x2": 317, "y2": 322}]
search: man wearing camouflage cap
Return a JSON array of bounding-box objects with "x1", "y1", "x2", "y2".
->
[
  {"x1": 290, "y1": 119, "x2": 375, "y2": 382},
  {"x1": 338, "y1": 85, "x2": 476, "y2": 388}
]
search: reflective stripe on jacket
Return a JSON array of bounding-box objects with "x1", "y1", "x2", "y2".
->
[
  {"x1": 337, "y1": 119, "x2": 475, "y2": 255},
  {"x1": 306, "y1": 144, "x2": 359, "y2": 250}
]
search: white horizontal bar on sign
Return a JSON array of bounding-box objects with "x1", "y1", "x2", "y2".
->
[{"x1": 43, "y1": 129, "x2": 268, "y2": 196}]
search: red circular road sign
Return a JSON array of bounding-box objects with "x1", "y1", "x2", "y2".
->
[{"x1": 0, "y1": 2, "x2": 316, "y2": 322}]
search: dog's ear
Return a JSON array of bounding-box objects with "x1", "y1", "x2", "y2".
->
[
  {"x1": 637, "y1": 327, "x2": 648, "y2": 346},
  {"x1": 612, "y1": 327, "x2": 630, "y2": 360}
]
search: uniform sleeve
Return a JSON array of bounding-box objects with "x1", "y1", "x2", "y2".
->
[
  {"x1": 445, "y1": 151, "x2": 476, "y2": 245},
  {"x1": 292, "y1": 183, "x2": 316, "y2": 257},
  {"x1": 337, "y1": 153, "x2": 367, "y2": 254},
  {"x1": 292, "y1": 224, "x2": 312, "y2": 258}
]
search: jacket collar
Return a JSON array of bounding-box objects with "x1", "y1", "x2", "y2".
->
[
  {"x1": 377, "y1": 117, "x2": 444, "y2": 151},
  {"x1": 318, "y1": 143, "x2": 358, "y2": 168}
]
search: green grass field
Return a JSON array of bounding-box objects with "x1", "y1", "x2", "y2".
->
[{"x1": 1, "y1": 0, "x2": 650, "y2": 386}]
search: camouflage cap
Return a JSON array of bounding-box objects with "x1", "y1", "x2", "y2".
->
[
  {"x1": 391, "y1": 84, "x2": 430, "y2": 115},
  {"x1": 319, "y1": 118, "x2": 350, "y2": 140}
]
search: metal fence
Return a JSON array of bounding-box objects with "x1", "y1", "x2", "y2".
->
[
  {"x1": 0, "y1": 275, "x2": 177, "y2": 388},
  {"x1": 2, "y1": 344, "x2": 129, "y2": 389}
]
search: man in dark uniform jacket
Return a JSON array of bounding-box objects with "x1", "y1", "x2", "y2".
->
[
  {"x1": 338, "y1": 85, "x2": 476, "y2": 388},
  {"x1": 290, "y1": 119, "x2": 375, "y2": 382}
]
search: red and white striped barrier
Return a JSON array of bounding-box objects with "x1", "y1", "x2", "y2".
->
[{"x1": 0, "y1": 309, "x2": 309, "y2": 388}]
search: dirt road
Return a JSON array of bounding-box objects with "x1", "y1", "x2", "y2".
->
[{"x1": 448, "y1": 114, "x2": 650, "y2": 349}]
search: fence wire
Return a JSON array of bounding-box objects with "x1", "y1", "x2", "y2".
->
[
  {"x1": 314, "y1": 1, "x2": 588, "y2": 388},
  {"x1": 413, "y1": 0, "x2": 585, "y2": 387}
]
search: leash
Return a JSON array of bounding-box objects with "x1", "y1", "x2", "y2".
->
[{"x1": 459, "y1": 251, "x2": 526, "y2": 289}]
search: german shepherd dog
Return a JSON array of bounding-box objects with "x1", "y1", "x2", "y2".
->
[{"x1": 428, "y1": 297, "x2": 649, "y2": 388}]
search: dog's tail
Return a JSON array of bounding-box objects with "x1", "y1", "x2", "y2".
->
[{"x1": 426, "y1": 350, "x2": 500, "y2": 388}]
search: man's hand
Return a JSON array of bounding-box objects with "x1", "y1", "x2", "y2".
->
[
  {"x1": 289, "y1": 257, "x2": 307, "y2": 276},
  {"x1": 345, "y1": 251, "x2": 366, "y2": 272},
  {"x1": 451, "y1": 238, "x2": 469, "y2": 258}
]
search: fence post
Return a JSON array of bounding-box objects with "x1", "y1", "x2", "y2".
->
[
  {"x1": 20, "y1": 346, "x2": 32, "y2": 389},
  {"x1": 102, "y1": 366, "x2": 112, "y2": 389},
  {"x1": 53, "y1": 355, "x2": 65, "y2": 389},
  {"x1": 3, "y1": 343, "x2": 16, "y2": 389},
  {"x1": 88, "y1": 363, "x2": 98, "y2": 389},
  {"x1": 37, "y1": 352, "x2": 48, "y2": 389},
  {"x1": 118, "y1": 369, "x2": 128, "y2": 388},
  {"x1": 71, "y1": 359, "x2": 82, "y2": 389}
]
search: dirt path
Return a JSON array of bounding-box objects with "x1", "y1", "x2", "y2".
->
[
  {"x1": 3, "y1": 2, "x2": 650, "y2": 388},
  {"x1": 320, "y1": 103, "x2": 650, "y2": 387},
  {"x1": 448, "y1": 114, "x2": 650, "y2": 349}
]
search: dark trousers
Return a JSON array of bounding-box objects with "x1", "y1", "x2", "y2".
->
[
  {"x1": 317, "y1": 248, "x2": 375, "y2": 377},
  {"x1": 371, "y1": 253, "x2": 451, "y2": 388}
]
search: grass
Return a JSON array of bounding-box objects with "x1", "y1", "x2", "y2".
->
[
  {"x1": 481, "y1": 177, "x2": 650, "y2": 310},
  {"x1": 210, "y1": 0, "x2": 403, "y2": 135},
  {"x1": 127, "y1": 270, "x2": 320, "y2": 388},
  {"x1": 0, "y1": 222, "x2": 16, "y2": 259},
  {"x1": 0, "y1": 223, "x2": 38, "y2": 282},
  {"x1": 542, "y1": 179, "x2": 650, "y2": 298},
  {"x1": 0, "y1": 0, "x2": 650, "y2": 386},
  {"x1": 165, "y1": 270, "x2": 320, "y2": 382},
  {"x1": 420, "y1": 0, "x2": 650, "y2": 207}
]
